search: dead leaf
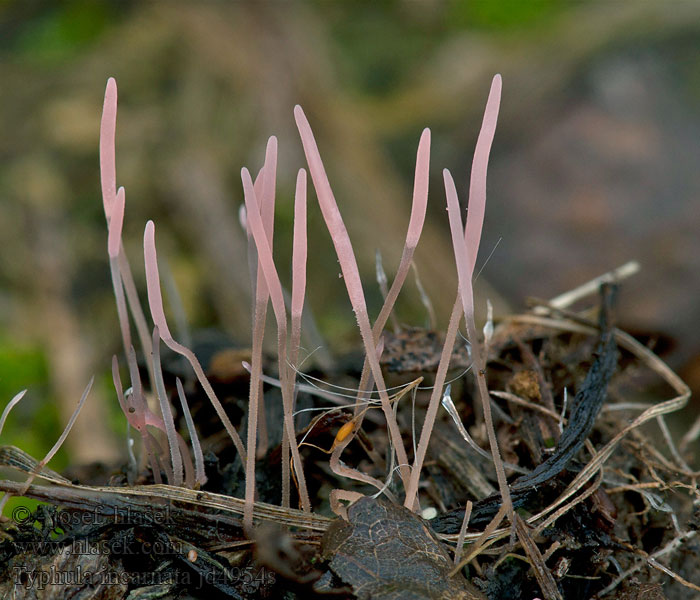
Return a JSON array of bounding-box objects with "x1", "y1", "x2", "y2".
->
[{"x1": 315, "y1": 496, "x2": 485, "y2": 599}]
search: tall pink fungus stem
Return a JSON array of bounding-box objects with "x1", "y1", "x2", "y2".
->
[
  {"x1": 241, "y1": 167, "x2": 311, "y2": 520},
  {"x1": 371, "y1": 128, "x2": 430, "y2": 339},
  {"x1": 465, "y1": 74, "x2": 502, "y2": 277},
  {"x1": 289, "y1": 169, "x2": 400, "y2": 505},
  {"x1": 143, "y1": 221, "x2": 247, "y2": 463},
  {"x1": 294, "y1": 106, "x2": 411, "y2": 490},
  {"x1": 175, "y1": 378, "x2": 207, "y2": 487},
  {"x1": 289, "y1": 168, "x2": 308, "y2": 373},
  {"x1": 445, "y1": 164, "x2": 512, "y2": 518},
  {"x1": 352, "y1": 128, "x2": 430, "y2": 508},
  {"x1": 403, "y1": 297, "x2": 463, "y2": 510},
  {"x1": 404, "y1": 75, "x2": 504, "y2": 511},
  {"x1": 283, "y1": 168, "x2": 308, "y2": 509},
  {"x1": 253, "y1": 138, "x2": 277, "y2": 461},
  {"x1": 244, "y1": 140, "x2": 276, "y2": 528},
  {"x1": 355, "y1": 127, "x2": 430, "y2": 413},
  {"x1": 100, "y1": 77, "x2": 118, "y2": 214},
  {"x1": 100, "y1": 77, "x2": 153, "y2": 379},
  {"x1": 108, "y1": 186, "x2": 132, "y2": 353},
  {"x1": 150, "y1": 326, "x2": 184, "y2": 487}
]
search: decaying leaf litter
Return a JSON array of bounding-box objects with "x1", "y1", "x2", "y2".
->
[{"x1": 1, "y1": 75, "x2": 698, "y2": 600}]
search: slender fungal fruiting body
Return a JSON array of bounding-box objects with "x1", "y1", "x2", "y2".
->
[{"x1": 96, "y1": 74, "x2": 511, "y2": 527}]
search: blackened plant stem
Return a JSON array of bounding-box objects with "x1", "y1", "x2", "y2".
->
[{"x1": 432, "y1": 285, "x2": 618, "y2": 533}]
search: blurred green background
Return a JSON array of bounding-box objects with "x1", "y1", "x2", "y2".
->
[{"x1": 1, "y1": 0, "x2": 699, "y2": 470}]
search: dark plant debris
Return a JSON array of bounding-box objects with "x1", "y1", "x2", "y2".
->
[{"x1": 1, "y1": 284, "x2": 698, "y2": 599}]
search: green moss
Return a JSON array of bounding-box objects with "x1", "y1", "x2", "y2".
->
[
  {"x1": 9, "y1": 0, "x2": 122, "y2": 65},
  {"x1": 1, "y1": 496, "x2": 44, "y2": 525},
  {"x1": 0, "y1": 338, "x2": 64, "y2": 467},
  {"x1": 0, "y1": 340, "x2": 47, "y2": 397},
  {"x1": 447, "y1": 0, "x2": 563, "y2": 31}
]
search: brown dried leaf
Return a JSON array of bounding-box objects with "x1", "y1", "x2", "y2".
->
[{"x1": 317, "y1": 496, "x2": 485, "y2": 599}]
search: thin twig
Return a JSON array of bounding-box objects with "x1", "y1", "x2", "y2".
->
[{"x1": 454, "y1": 500, "x2": 473, "y2": 566}]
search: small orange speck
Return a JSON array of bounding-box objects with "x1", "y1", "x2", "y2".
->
[{"x1": 335, "y1": 420, "x2": 354, "y2": 444}]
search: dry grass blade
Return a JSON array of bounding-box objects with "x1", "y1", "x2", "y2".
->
[
  {"x1": 535, "y1": 260, "x2": 640, "y2": 315},
  {"x1": 450, "y1": 503, "x2": 509, "y2": 576},
  {"x1": 647, "y1": 558, "x2": 700, "y2": 592},
  {"x1": 442, "y1": 385, "x2": 530, "y2": 475},
  {"x1": 0, "y1": 390, "x2": 26, "y2": 436},
  {"x1": 454, "y1": 500, "x2": 473, "y2": 566},
  {"x1": 514, "y1": 514, "x2": 562, "y2": 600},
  {"x1": 491, "y1": 390, "x2": 562, "y2": 422},
  {"x1": 14, "y1": 377, "x2": 93, "y2": 502},
  {"x1": 596, "y1": 529, "x2": 699, "y2": 597},
  {"x1": 532, "y1": 467, "x2": 604, "y2": 537},
  {"x1": 0, "y1": 446, "x2": 68, "y2": 483}
]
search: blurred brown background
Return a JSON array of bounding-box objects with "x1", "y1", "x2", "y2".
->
[{"x1": 1, "y1": 1, "x2": 699, "y2": 466}]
